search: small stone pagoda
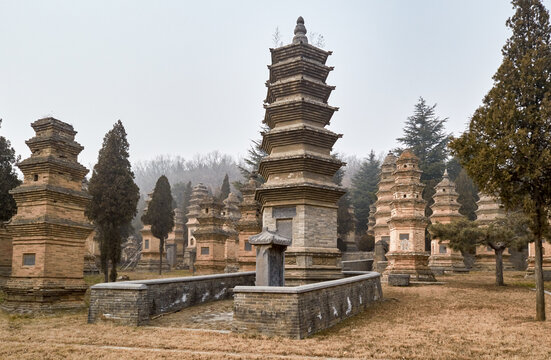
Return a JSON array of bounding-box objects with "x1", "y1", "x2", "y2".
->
[
  {"x1": 384, "y1": 150, "x2": 435, "y2": 281},
  {"x1": 165, "y1": 208, "x2": 185, "y2": 269},
  {"x1": 373, "y1": 152, "x2": 397, "y2": 272},
  {"x1": 136, "y1": 193, "x2": 170, "y2": 272},
  {"x1": 222, "y1": 192, "x2": 241, "y2": 273},
  {"x1": 428, "y1": 169, "x2": 466, "y2": 274},
  {"x1": 193, "y1": 196, "x2": 229, "y2": 274},
  {"x1": 2, "y1": 118, "x2": 94, "y2": 312},
  {"x1": 184, "y1": 183, "x2": 209, "y2": 269},
  {"x1": 236, "y1": 174, "x2": 262, "y2": 271},
  {"x1": 473, "y1": 193, "x2": 508, "y2": 271},
  {"x1": 256, "y1": 17, "x2": 346, "y2": 285}
]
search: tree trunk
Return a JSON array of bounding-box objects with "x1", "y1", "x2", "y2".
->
[
  {"x1": 110, "y1": 258, "x2": 117, "y2": 282},
  {"x1": 102, "y1": 257, "x2": 109, "y2": 283},
  {"x1": 159, "y1": 238, "x2": 163, "y2": 275},
  {"x1": 534, "y1": 203, "x2": 546, "y2": 321},
  {"x1": 495, "y1": 247, "x2": 504, "y2": 286}
]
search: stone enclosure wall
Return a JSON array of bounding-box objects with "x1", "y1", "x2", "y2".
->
[
  {"x1": 233, "y1": 272, "x2": 382, "y2": 339},
  {"x1": 88, "y1": 271, "x2": 255, "y2": 326}
]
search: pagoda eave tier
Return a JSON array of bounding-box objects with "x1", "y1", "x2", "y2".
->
[
  {"x1": 8, "y1": 220, "x2": 94, "y2": 238},
  {"x1": 268, "y1": 57, "x2": 333, "y2": 83},
  {"x1": 388, "y1": 216, "x2": 429, "y2": 225},
  {"x1": 270, "y1": 43, "x2": 332, "y2": 65},
  {"x1": 26, "y1": 135, "x2": 84, "y2": 155},
  {"x1": 261, "y1": 125, "x2": 341, "y2": 153},
  {"x1": 263, "y1": 98, "x2": 338, "y2": 128},
  {"x1": 18, "y1": 156, "x2": 89, "y2": 177},
  {"x1": 10, "y1": 185, "x2": 91, "y2": 203},
  {"x1": 265, "y1": 77, "x2": 335, "y2": 104},
  {"x1": 258, "y1": 154, "x2": 343, "y2": 179},
  {"x1": 255, "y1": 183, "x2": 345, "y2": 206}
]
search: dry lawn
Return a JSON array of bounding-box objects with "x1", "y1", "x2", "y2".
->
[{"x1": 1, "y1": 271, "x2": 551, "y2": 359}]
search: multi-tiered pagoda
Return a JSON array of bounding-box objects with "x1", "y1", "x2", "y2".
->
[
  {"x1": 194, "y1": 196, "x2": 229, "y2": 274},
  {"x1": 384, "y1": 150, "x2": 435, "y2": 281},
  {"x1": 428, "y1": 169, "x2": 466, "y2": 273},
  {"x1": 183, "y1": 183, "x2": 209, "y2": 269},
  {"x1": 473, "y1": 193, "x2": 508, "y2": 270},
  {"x1": 2, "y1": 118, "x2": 94, "y2": 312},
  {"x1": 256, "y1": 17, "x2": 345, "y2": 284},
  {"x1": 237, "y1": 174, "x2": 262, "y2": 271},
  {"x1": 222, "y1": 192, "x2": 241, "y2": 273}
]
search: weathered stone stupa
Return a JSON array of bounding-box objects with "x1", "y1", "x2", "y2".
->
[
  {"x1": 136, "y1": 193, "x2": 170, "y2": 272},
  {"x1": 184, "y1": 183, "x2": 209, "y2": 269},
  {"x1": 256, "y1": 17, "x2": 346, "y2": 285},
  {"x1": 384, "y1": 150, "x2": 435, "y2": 281},
  {"x1": 473, "y1": 193, "x2": 508, "y2": 271},
  {"x1": 372, "y1": 152, "x2": 397, "y2": 272},
  {"x1": 428, "y1": 169, "x2": 466, "y2": 274},
  {"x1": 165, "y1": 208, "x2": 185, "y2": 269},
  {"x1": 222, "y1": 192, "x2": 241, "y2": 273},
  {"x1": 236, "y1": 174, "x2": 262, "y2": 271},
  {"x1": 193, "y1": 196, "x2": 229, "y2": 274},
  {"x1": 2, "y1": 118, "x2": 94, "y2": 312}
]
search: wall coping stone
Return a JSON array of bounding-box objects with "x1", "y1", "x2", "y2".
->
[
  {"x1": 234, "y1": 271, "x2": 380, "y2": 294},
  {"x1": 91, "y1": 283, "x2": 147, "y2": 290}
]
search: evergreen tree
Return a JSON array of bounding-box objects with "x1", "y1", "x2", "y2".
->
[
  {"x1": 333, "y1": 162, "x2": 354, "y2": 238},
  {"x1": 397, "y1": 97, "x2": 450, "y2": 217},
  {"x1": 219, "y1": 174, "x2": 230, "y2": 201},
  {"x1": 237, "y1": 126, "x2": 268, "y2": 184},
  {"x1": 86, "y1": 121, "x2": 140, "y2": 282},
  {"x1": 450, "y1": 0, "x2": 551, "y2": 321},
  {"x1": 141, "y1": 175, "x2": 175, "y2": 275},
  {"x1": 0, "y1": 119, "x2": 21, "y2": 221},
  {"x1": 350, "y1": 150, "x2": 381, "y2": 234}
]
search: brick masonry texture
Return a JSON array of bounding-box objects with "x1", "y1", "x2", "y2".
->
[
  {"x1": 232, "y1": 272, "x2": 382, "y2": 339},
  {"x1": 88, "y1": 272, "x2": 255, "y2": 326}
]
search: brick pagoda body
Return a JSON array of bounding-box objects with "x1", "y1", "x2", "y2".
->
[
  {"x1": 428, "y1": 169, "x2": 466, "y2": 274},
  {"x1": 222, "y1": 192, "x2": 241, "y2": 273},
  {"x1": 184, "y1": 183, "x2": 209, "y2": 269},
  {"x1": 256, "y1": 17, "x2": 346, "y2": 285},
  {"x1": 383, "y1": 150, "x2": 435, "y2": 282},
  {"x1": 2, "y1": 118, "x2": 94, "y2": 312},
  {"x1": 236, "y1": 175, "x2": 262, "y2": 271},
  {"x1": 166, "y1": 208, "x2": 185, "y2": 269}
]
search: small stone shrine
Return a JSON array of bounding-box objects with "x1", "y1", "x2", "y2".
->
[
  {"x1": 473, "y1": 193, "x2": 508, "y2": 271},
  {"x1": 193, "y1": 196, "x2": 230, "y2": 274},
  {"x1": 184, "y1": 183, "x2": 209, "y2": 269},
  {"x1": 136, "y1": 193, "x2": 170, "y2": 272},
  {"x1": 249, "y1": 228, "x2": 291, "y2": 286},
  {"x1": 384, "y1": 150, "x2": 435, "y2": 281},
  {"x1": 373, "y1": 152, "x2": 397, "y2": 272},
  {"x1": 236, "y1": 174, "x2": 262, "y2": 271},
  {"x1": 222, "y1": 192, "x2": 241, "y2": 273},
  {"x1": 428, "y1": 169, "x2": 466, "y2": 274},
  {"x1": 2, "y1": 118, "x2": 94, "y2": 312},
  {"x1": 256, "y1": 17, "x2": 346, "y2": 285}
]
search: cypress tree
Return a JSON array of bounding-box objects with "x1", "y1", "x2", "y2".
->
[
  {"x1": 86, "y1": 121, "x2": 140, "y2": 282},
  {"x1": 350, "y1": 150, "x2": 381, "y2": 234},
  {"x1": 219, "y1": 174, "x2": 230, "y2": 201},
  {"x1": 141, "y1": 175, "x2": 175, "y2": 275},
  {"x1": 0, "y1": 119, "x2": 21, "y2": 221},
  {"x1": 450, "y1": 0, "x2": 551, "y2": 320}
]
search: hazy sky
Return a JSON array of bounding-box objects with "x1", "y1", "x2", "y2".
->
[{"x1": 2, "y1": 0, "x2": 549, "y2": 170}]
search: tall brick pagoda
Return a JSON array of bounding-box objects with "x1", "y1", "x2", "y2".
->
[
  {"x1": 473, "y1": 193, "x2": 509, "y2": 270},
  {"x1": 384, "y1": 150, "x2": 435, "y2": 281},
  {"x1": 183, "y1": 183, "x2": 209, "y2": 269},
  {"x1": 194, "y1": 196, "x2": 229, "y2": 274},
  {"x1": 256, "y1": 17, "x2": 345, "y2": 285},
  {"x1": 222, "y1": 192, "x2": 241, "y2": 273},
  {"x1": 2, "y1": 118, "x2": 94, "y2": 312},
  {"x1": 428, "y1": 169, "x2": 466, "y2": 273},
  {"x1": 236, "y1": 174, "x2": 262, "y2": 271}
]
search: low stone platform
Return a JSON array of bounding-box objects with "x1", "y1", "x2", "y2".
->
[
  {"x1": 232, "y1": 271, "x2": 382, "y2": 339},
  {"x1": 342, "y1": 259, "x2": 373, "y2": 272},
  {"x1": 88, "y1": 271, "x2": 255, "y2": 326},
  {"x1": 388, "y1": 274, "x2": 410, "y2": 286}
]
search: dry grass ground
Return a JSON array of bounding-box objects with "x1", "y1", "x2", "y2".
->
[{"x1": 1, "y1": 271, "x2": 551, "y2": 359}]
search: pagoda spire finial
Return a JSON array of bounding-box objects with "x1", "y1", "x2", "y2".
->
[
  {"x1": 443, "y1": 168, "x2": 449, "y2": 178},
  {"x1": 292, "y1": 16, "x2": 308, "y2": 45}
]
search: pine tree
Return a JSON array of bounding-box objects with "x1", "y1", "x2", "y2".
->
[
  {"x1": 219, "y1": 174, "x2": 230, "y2": 201},
  {"x1": 397, "y1": 97, "x2": 450, "y2": 217},
  {"x1": 333, "y1": 162, "x2": 354, "y2": 238},
  {"x1": 450, "y1": 0, "x2": 551, "y2": 320},
  {"x1": 86, "y1": 121, "x2": 140, "y2": 282},
  {"x1": 350, "y1": 150, "x2": 381, "y2": 234},
  {"x1": 0, "y1": 119, "x2": 21, "y2": 221},
  {"x1": 141, "y1": 175, "x2": 175, "y2": 275},
  {"x1": 237, "y1": 126, "x2": 268, "y2": 184}
]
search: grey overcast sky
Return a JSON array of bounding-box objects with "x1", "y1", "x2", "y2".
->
[{"x1": 2, "y1": 0, "x2": 550, "y2": 170}]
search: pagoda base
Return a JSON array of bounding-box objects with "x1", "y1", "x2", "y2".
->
[
  {"x1": 428, "y1": 254, "x2": 468, "y2": 274},
  {"x1": 135, "y1": 257, "x2": 170, "y2": 272},
  {"x1": 472, "y1": 253, "x2": 514, "y2": 271},
  {"x1": 383, "y1": 252, "x2": 436, "y2": 282},
  {"x1": 284, "y1": 247, "x2": 343, "y2": 286},
  {"x1": 83, "y1": 254, "x2": 100, "y2": 275},
  {"x1": 194, "y1": 260, "x2": 226, "y2": 275},
  {"x1": 1, "y1": 277, "x2": 87, "y2": 313},
  {"x1": 183, "y1": 249, "x2": 196, "y2": 270},
  {"x1": 525, "y1": 256, "x2": 551, "y2": 280}
]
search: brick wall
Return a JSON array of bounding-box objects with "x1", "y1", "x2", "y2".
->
[
  {"x1": 88, "y1": 271, "x2": 255, "y2": 325},
  {"x1": 0, "y1": 223, "x2": 12, "y2": 284},
  {"x1": 233, "y1": 272, "x2": 382, "y2": 339}
]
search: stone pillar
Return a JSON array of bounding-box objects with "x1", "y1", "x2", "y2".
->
[
  {"x1": 184, "y1": 183, "x2": 209, "y2": 270},
  {"x1": 428, "y1": 169, "x2": 467, "y2": 274},
  {"x1": 237, "y1": 174, "x2": 262, "y2": 271},
  {"x1": 256, "y1": 17, "x2": 345, "y2": 285},
  {"x1": 2, "y1": 118, "x2": 94, "y2": 312},
  {"x1": 249, "y1": 228, "x2": 291, "y2": 286},
  {"x1": 383, "y1": 150, "x2": 435, "y2": 282}
]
